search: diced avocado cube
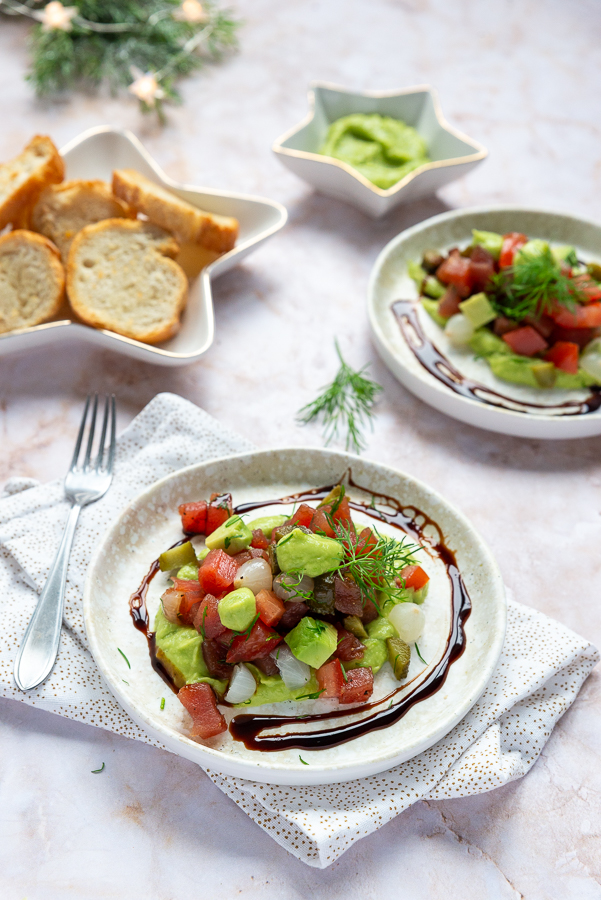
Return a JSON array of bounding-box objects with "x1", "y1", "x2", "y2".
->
[
  {"x1": 345, "y1": 637, "x2": 387, "y2": 675},
  {"x1": 387, "y1": 637, "x2": 411, "y2": 680},
  {"x1": 531, "y1": 361, "x2": 557, "y2": 389},
  {"x1": 343, "y1": 615, "x2": 368, "y2": 639},
  {"x1": 515, "y1": 239, "x2": 549, "y2": 262},
  {"x1": 408, "y1": 260, "x2": 426, "y2": 287},
  {"x1": 247, "y1": 514, "x2": 288, "y2": 538},
  {"x1": 284, "y1": 617, "x2": 338, "y2": 669},
  {"x1": 176, "y1": 562, "x2": 200, "y2": 581},
  {"x1": 472, "y1": 229, "x2": 503, "y2": 260},
  {"x1": 410, "y1": 584, "x2": 429, "y2": 605},
  {"x1": 469, "y1": 328, "x2": 513, "y2": 358},
  {"x1": 422, "y1": 276, "x2": 446, "y2": 299},
  {"x1": 197, "y1": 546, "x2": 210, "y2": 562},
  {"x1": 159, "y1": 540, "x2": 197, "y2": 572},
  {"x1": 459, "y1": 292, "x2": 496, "y2": 329},
  {"x1": 205, "y1": 514, "x2": 252, "y2": 555},
  {"x1": 421, "y1": 297, "x2": 448, "y2": 328},
  {"x1": 552, "y1": 245, "x2": 578, "y2": 266},
  {"x1": 367, "y1": 617, "x2": 395, "y2": 641},
  {"x1": 218, "y1": 588, "x2": 257, "y2": 632},
  {"x1": 276, "y1": 528, "x2": 344, "y2": 578}
]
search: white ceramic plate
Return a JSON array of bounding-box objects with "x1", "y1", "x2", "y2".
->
[
  {"x1": 369, "y1": 206, "x2": 601, "y2": 439},
  {"x1": 273, "y1": 83, "x2": 486, "y2": 219},
  {"x1": 0, "y1": 127, "x2": 287, "y2": 366},
  {"x1": 84, "y1": 448, "x2": 506, "y2": 785}
]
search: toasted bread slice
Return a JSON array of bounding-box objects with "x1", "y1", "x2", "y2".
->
[
  {"x1": 31, "y1": 179, "x2": 133, "y2": 260},
  {"x1": 0, "y1": 230, "x2": 64, "y2": 334},
  {"x1": 112, "y1": 168, "x2": 238, "y2": 254},
  {"x1": 66, "y1": 218, "x2": 188, "y2": 344},
  {"x1": 0, "y1": 136, "x2": 64, "y2": 230}
]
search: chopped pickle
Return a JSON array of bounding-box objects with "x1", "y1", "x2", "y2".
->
[
  {"x1": 310, "y1": 572, "x2": 336, "y2": 616},
  {"x1": 159, "y1": 541, "x2": 197, "y2": 572},
  {"x1": 422, "y1": 249, "x2": 444, "y2": 273},
  {"x1": 318, "y1": 483, "x2": 345, "y2": 513},
  {"x1": 387, "y1": 636, "x2": 411, "y2": 680},
  {"x1": 531, "y1": 361, "x2": 557, "y2": 389},
  {"x1": 344, "y1": 615, "x2": 368, "y2": 639},
  {"x1": 459, "y1": 292, "x2": 496, "y2": 329},
  {"x1": 587, "y1": 262, "x2": 601, "y2": 283}
]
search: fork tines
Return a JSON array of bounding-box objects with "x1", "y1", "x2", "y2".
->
[{"x1": 71, "y1": 394, "x2": 116, "y2": 473}]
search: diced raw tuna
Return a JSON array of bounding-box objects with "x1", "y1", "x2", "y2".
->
[
  {"x1": 255, "y1": 589, "x2": 285, "y2": 627},
  {"x1": 334, "y1": 626, "x2": 365, "y2": 662},
  {"x1": 316, "y1": 659, "x2": 345, "y2": 698},
  {"x1": 179, "y1": 501, "x2": 207, "y2": 535},
  {"x1": 278, "y1": 601, "x2": 309, "y2": 631},
  {"x1": 288, "y1": 504, "x2": 315, "y2": 529},
  {"x1": 193, "y1": 593, "x2": 226, "y2": 639},
  {"x1": 226, "y1": 619, "x2": 282, "y2": 663},
  {"x1": 468, "y1": 244, "x2": 496, "y2": 292},
  {"x1": 334, "y1": 576, "x2": 363, "y2": 616},
  {"x1": 339, "y1": 667, "x2": 374, "y2": 704},
  {"x1": 251, "y1": 528, "x2": 270, "y2": 550},
  {"x1": 201, "y1": 639, "x2": 233, "y2": 680},
  {"x1": 438, "y1": 285, "x2": 462, "y2": 319},
  {"x1": 197, "y1": 549, "x2": 238, "y2": 594},
  {"x1": 206, "y1": 492, "x2": 233, "y2": 536},
  {"x1": 361, "y1": 598, "x2": 380, "y2": 625},
  {"x1": 178, "y1": 682, "x2": 227, "y2": 738},
  {"x1": 252, "y1": 654, "x2": 279, "y2": 677},
  {"x1": 436, "y1": 249, "x2": 473, "y2": 297}
]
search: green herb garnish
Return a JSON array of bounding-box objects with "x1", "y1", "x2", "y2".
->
[
  {"x1": 160, "y1": 697, "x2": 166, "y2": 710},
  {"x1": 488, "y1": 247, "x2": 585, "y2": 320},
  {"x1": 299, "y1": 756, "x2": 309, "y2": 765},
  {"x1": 91, "y1": 763, "x2": 105, "y2": 774},
  {"x1": 117, "y1": 648, "x2": 131, "y2": 669},
  {"x1": 297, "y1": 689, "x2": 326, "y2": 700},
  {"x1": 297, "y1": 341, "x2": 382, "y2": 454},
  {"x1": 242, "y1": 614, "x2": 260, "y2": 640},
  {"x1": 415, "y1": 643, "x2": 427, "y2": 665}
]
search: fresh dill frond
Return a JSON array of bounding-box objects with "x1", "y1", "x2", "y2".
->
[
  {"x1": 488, "y1": 247, "x2": 585, "y2": 320},
  {"x1": 297, "y1": 342, "x2": 382, "y2": 454}
]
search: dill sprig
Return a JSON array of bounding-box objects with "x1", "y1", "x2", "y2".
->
[
  {"x1": 488, "y1": 247, "x2": 585, "y2": 321},
  {"x1": 297, "y1": 342, "x2": 382, "y2": 454}
]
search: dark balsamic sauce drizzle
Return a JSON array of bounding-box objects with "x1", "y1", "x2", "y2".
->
[
  {"x1": 392, "y1": 299, "x2": 601, "y2": 416},
  {"x1": 229, "y1": 473, "x2": 471, "y2": 752},
  {"x1": 128, "y1": 475, "x2": 472, "y2": 751}
]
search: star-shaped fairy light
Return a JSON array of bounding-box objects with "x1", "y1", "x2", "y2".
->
[
  {"x1": 174, "y1": 0, "x2": 208, "y2": 23},
  {"x1": 128, "y1": 68, "x2": 165, "y2": 107},
  {"x1": 39, "y1": 1, "x2": 78, "y2": 31}
]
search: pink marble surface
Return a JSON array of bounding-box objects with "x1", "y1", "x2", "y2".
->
[{"x1": 1, "y1": 0, "x2": 601, "y2": 896}]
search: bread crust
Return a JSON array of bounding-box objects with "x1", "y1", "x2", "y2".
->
[
  {"x1": 0, "y1": 229, "x2": 65, "y2": 333},
  {"x1": 112, "y1": 168, "x2": 238, "y2": 253},
  {"x1": 31, "y1": 179, "x2": 134, "y2": 260},
  {"x1": 66, "y1": 218, "x2": 187, "y2": 344},
  {"x1": 0, "y1": 136, "x2": 64, "y2": 230}
]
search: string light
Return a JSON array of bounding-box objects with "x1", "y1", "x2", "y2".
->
[
  {"x1": 175, "y1": 0, "x2": 208, "y2": 23},
  {"x1": 128, "y1": 68, "x2": 165, "y2": 107},
  {"x1": 39, "y1": 1, "x2": 77, "y2": 31}
]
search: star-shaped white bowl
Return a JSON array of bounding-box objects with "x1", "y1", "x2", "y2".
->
[
  {"x1": 0, "y1": 127, "x2": 287, "y2": 366},
  {"x1": 273, "y1": 83, "x2": 487, "y2": 218}
]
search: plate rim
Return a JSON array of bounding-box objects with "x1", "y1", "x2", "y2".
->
[
  {"x1": 368, "y1": 203, "x2": 601, "y2": 438},
  {"x1": 83, "y1": 446, "x2": 507, "y2": 785}
]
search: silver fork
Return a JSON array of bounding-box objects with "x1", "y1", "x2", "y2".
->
[{"x1": 13, "y1": 394, "x2": 116, "y2": 692}]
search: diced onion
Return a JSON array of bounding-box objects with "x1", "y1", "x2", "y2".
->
[
  {"x1": 388, "y1": 602, "x2": 425, "y2": 644},
  {"x1": 224, "y1": 664, "x2": 257, "y2": 703},
  {"x1": 273, "y1": 645, "x2": 311, "y2": 690},
  {"x1": 234, "y1": 558, "x2": 272, "y2": 594},
  {"x1": 161, "y1": 589, "x2": 184, "y2": 624},
  {"x1": 272, "y1": 573, "x2": 314, "y2": 601},
  {"x1": 445, "y1": 313, "x2": 474, "y2": 347},
  {"x1": 580, "y1": 342, "x2": 601, "y2": 380}
]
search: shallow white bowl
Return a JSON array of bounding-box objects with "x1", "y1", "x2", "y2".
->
[
  {"x1": 83, "y1": 448, "x2": 506, "y2": 785},
  {"x1": 273, "y1": 83, "x2": 487, "y2": 219},
  {"x1": 0, "y1": 127, "x2": 287, "y2": 366},
  {"x1": 368, "y1": 205, "x2": 601, "y2": 439}
]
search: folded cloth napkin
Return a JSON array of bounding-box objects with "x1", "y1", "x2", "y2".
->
[{"x1": 0, "y1": 393, "x2": 597, "y2": 869}]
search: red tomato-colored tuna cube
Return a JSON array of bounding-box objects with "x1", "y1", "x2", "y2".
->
[
  {"x1": 251, "y1": 528, "x2": 270, "y2": 550},
  {"x1": 545, "y1": 341, "x2": 580, "y2": 374},
  {"x1": 179, "y1": 501, "x2": 208, "y2": 534},
  {"x1": 205, "y1": 492, "x2": 233, "y2": 536},
  {"x1": 201, "y1": 639, "x2": 233, "y2": 680},
  {"x1": 178, "y1": 682, "x2": 227, "y2": 738},
  {"x1": 198, "y1": 549, "x2": 238, "y2": 595},
  {"x1": 438, "y1": 285, "x2": 462, "y2": 319},
  {"x1": 550, "y1": 324, "x2": 596, "y2": 349},
  {"x1": 399, "y1": 564, "x2": 430, "y2": 591},
  {"x1": 255, "y1": 589, "x2": 285, "y2": 627},
  {"x1": 278, "y1": 601, "x2": 309, "y2": 631},
  {"x1": 436, "y1": 250, "x2": 473, "y2": 297},
  {"x1": 316, "y1": 659, "x2": 345, "y2": 699},
  {"x1": 288, "y1": 503, "x2": 315, "y2": 529},
  {"x1": 499, "y1": 232, "x2": 527, "y2": 268},
  {"x1": 309, "y1": 506, "x2": 335, "y2": 537},
  {"x1": 468, "y1": 245, "x2": 496, "y2": 292},
  {"x1": 333, "y1": 576, "x2": 363, "y2": 616},
  {"x1": 334, "y1": 626, "x2": 365, "y2": 662},
  {"x1": 193, "y1": 593, "x2": 226, "y2": 639},
  {"x1": 550, "y1": 301, "x2": 601, "y2": 329},
  {"x1": 339, "y1": 667, "x2": 374, "y2": 705},
  {"x1": 170, "y1": 578, "x2": 204, "y2": 625},
  {"x1": 502, "y1": 325, "x2": 548, "y2": 357},
  {"x1": 226, "y1": 619, "x2": 282, "y2": 663},
  {"x1": 572, "y1": 273, "x2": 601, "y2": 302}
]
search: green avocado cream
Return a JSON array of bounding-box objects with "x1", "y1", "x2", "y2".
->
[
  {"x1": 154, "y1": 607, "x2": 227, "y2": 695},
  {"x1": 320, "y1": 113, "x2": 430, "y2": 190}
]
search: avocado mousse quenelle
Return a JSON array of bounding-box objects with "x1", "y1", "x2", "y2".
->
[
  {"x1": 320, "y1": 113, "x2": 430, "y2": 189},
  {"x1": 143, "y1": 485, "x2": 431, "y2": 742}
]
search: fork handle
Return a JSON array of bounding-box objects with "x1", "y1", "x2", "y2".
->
[{"x1": 13, "y1": 503, "x2": 82, "y2": 692}]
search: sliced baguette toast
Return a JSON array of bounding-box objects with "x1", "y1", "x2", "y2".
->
[
  {"x1": 0, "y1": 136, "x2": 64, "y2": 230},
  {"x1": 32, "y1": 179, "x2": 133, "y2": 260},
  {"x1": 66, "y1": 218, "x2": 188, "y2": 344},
  {"x1": 112, "y1": 168, "x2": 238, "y2": 254},
  {"x1": 0, "y1": 230, "x2": 64, "y2": 334}
]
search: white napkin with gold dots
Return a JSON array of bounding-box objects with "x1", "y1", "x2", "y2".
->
[{"x1": 0, "y1": 393, "x2": 597, "y2": 869}]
